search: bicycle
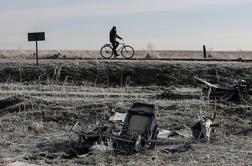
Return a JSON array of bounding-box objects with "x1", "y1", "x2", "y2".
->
[{"x1": 100, "y1": 42, "x2": 135, "y2": 59}]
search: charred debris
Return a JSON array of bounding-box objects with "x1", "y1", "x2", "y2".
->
[
  {"x1": 194, "y1": 76, "x2": 252, "y2": 104},
  {"x1": 159, "y1": 76, "x2": 252, "y2": 104},
  {"x1": 22, "y1": 77, "x2": 250, "y2": 158},
  {"x1": 70, "y1": 102, "x2": 159, "y2": 156},
  {"x1": 68, "y1": 77, "x2": 252, "y2": 156},
  {"x1": 49, "y1": 102, "x2": 219, "y2": 158}
]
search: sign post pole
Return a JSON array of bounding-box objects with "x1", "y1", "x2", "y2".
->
[
  {"x1": 36, "y1": 40, "x2": 38, "y2": 66},
  {"x1": 28, "y1": 32, "x2": 45, "y2": 67}
]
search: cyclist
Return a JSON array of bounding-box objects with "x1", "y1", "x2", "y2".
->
[{"x1": 110, "y1": 26, "x2": 123, "y2": 57}]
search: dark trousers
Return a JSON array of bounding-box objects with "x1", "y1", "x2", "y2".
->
[{"x1": 111, "y1": 40, "x2": 119, "y2": 55}]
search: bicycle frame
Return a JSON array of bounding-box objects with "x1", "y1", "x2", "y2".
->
[
  {"x1": 116, "y1": 43, "x2": 126, "y2": 52},
  {"x1": 106, "y1": 43, "x2": 125, "y2": 53}
]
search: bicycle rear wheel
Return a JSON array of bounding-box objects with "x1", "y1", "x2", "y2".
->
[
  {"x1": 100, "y1": 45, "x2": 113, "y2": 59},
  {"x1": 121, "y1": 45, "x2": 134, "y2": 59}
]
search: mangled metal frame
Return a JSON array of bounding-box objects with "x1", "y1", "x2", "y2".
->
[
  {"x1": 114, "y1": 102, "x2": 158, "y2": 154},
  {"x1": 73, "y1": 102, "x2": 159, "y2": 155},
  {"x1": 191, "y1": 112, "x2": 218, "y2": 143},
  {"x1": 194, "y1": 76, "x2": 252, "y2": 103}
]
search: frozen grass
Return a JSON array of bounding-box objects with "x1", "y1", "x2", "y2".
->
[
  {"x1": 0, "y1": 59, "x2": 251, "y2": 165},
  {"x1": 0, "y1": 82, "x2": 251, "y2": 165}
]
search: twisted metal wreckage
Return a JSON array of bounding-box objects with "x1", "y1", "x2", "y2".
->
[
  {"x1": 69, "y1": 102, "x2": 217, "y2": 156},
  {"x1": 194, "y1": 76, "x2": 252, "y2": 103},
  {"x1": 69, "y1": 77, "x2": 251, "y2": 155},
  {"x1": 71, "y1": 102, "x2": 159, "y2": 155}
]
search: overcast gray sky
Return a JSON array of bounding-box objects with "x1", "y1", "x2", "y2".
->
[{"x1": 1, "y1": 0, "x2": 252, "y2": 50}]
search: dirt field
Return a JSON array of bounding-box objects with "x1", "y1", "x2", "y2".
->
[{"x1": 0, "y1": 59, "x2": 251, "y2": 166}]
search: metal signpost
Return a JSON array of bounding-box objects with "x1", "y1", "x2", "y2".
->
[{"x1": 28, "y1": 32, "x2": 45, "y2": 66}]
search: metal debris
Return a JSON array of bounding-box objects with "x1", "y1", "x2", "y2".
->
[
  {"x1": 73, "y1": 102, "x2": 159, "y2": 155},
  {"x1": 191, "y1": 112, "x2": 218, "y2": 143},
  {"x1": 191, "y1": 118, "x2": 213, "y2": 143},
  {"x1": 163, "y1": 143, "x2": 192, "y2": 153},
  {"x1": 194, "y1": 76, "x2": 252, "y2": 103}
]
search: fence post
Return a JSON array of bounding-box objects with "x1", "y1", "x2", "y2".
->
[{"x1": 203, "y1": 45, "x2": 207, "y2": 58}]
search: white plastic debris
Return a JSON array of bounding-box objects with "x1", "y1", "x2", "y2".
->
[
  {"x1": 157, "y1": 129, "x2": 191, "y2": 140},
  {"x1": 109, "y1": 112, "x2": 126, "y2": 122},
  {"x1": 157, "y1": 129, "x2": 175, "y2": 139}
]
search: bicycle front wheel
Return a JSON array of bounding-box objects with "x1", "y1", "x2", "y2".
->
[
  {"x1": 121, "y1": 45, "x2": 134, "y2": 59},
  {"x1": 100, "y1": 45, "x2": 113, "y2": 59}
]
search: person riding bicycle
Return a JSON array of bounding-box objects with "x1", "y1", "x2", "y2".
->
[{"x1": 110, "y1": 26, "x2": 123, "y2": 57}]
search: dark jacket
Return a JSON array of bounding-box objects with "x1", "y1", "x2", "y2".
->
[{"x1": 110, "y1": 28, "x2": 122, "y2": 42}]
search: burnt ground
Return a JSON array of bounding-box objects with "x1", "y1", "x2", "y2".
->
[{"x1": 0, "y1": 60, "x2": 251, "y2": 166}]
